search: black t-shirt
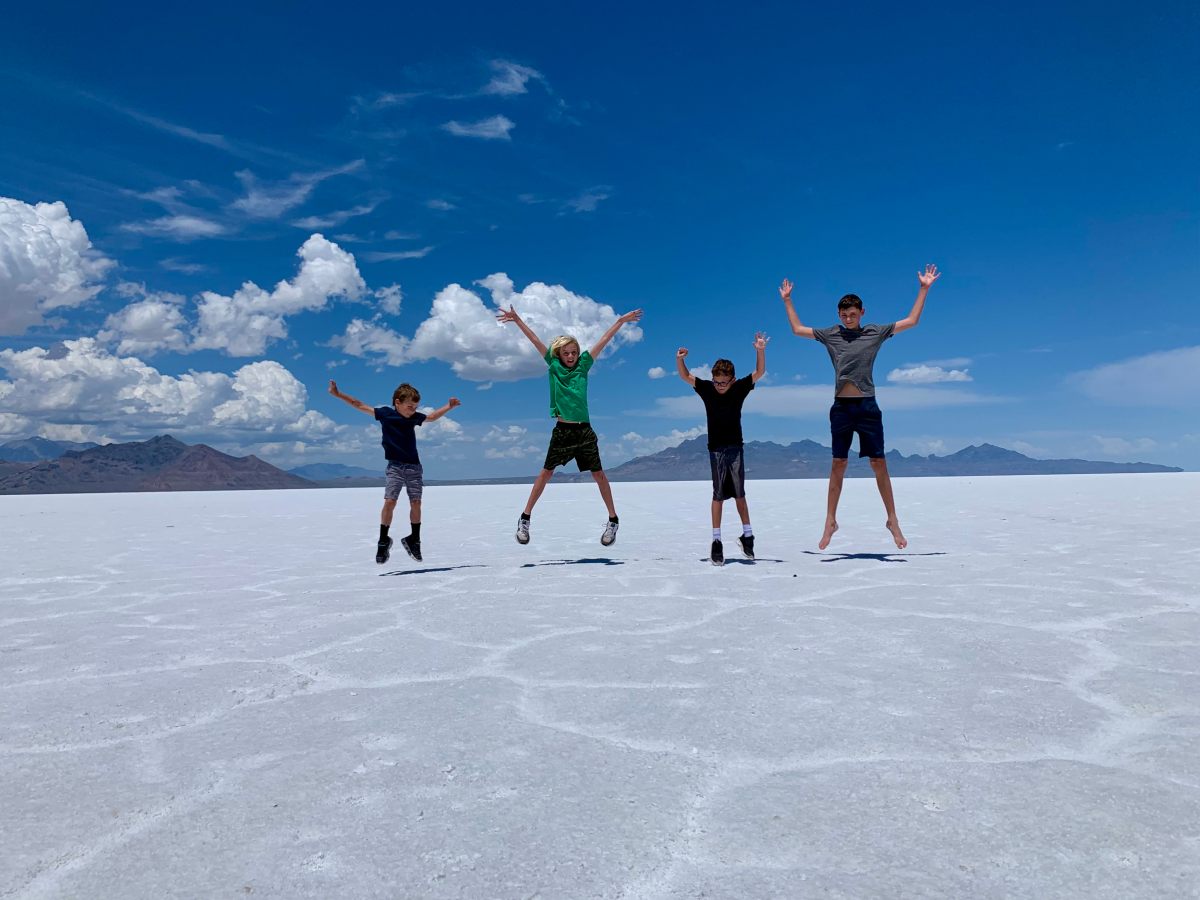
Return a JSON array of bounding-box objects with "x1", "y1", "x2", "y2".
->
[
  {"x1": 374, "y1": 407, "x2": 427, "y2": 464},
  {"x1": 694, "y1": 375, "x2": 754, "y2": 450}
]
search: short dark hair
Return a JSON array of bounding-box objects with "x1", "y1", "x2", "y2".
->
[
  {"x1": 837, "y1": 294, "x2": 863, "y2": 311},
  {"x1": 712, "y1": 359, "x2": 735, "y2": 379},
  {"x1": 393, "y1": 383, "x2": 420, "y2": 404}
]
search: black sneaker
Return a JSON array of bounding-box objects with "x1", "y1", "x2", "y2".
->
[
  {"x1": 401, "y1": 536, "x2": 422, "y2": 562},
  {"x1": 376, "y1": 537, "x2": 393, "y2": 564},
  {"x1": 738, "y1": 534, "x2": 755, "y2": 559},
  {"x1": 710, "y1": 540, "x2": 724, "y2": 566}
]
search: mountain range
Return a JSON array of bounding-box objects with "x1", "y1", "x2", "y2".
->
[{"x1": 0, "y1": 435, "x2": 1182, "y2": 495}]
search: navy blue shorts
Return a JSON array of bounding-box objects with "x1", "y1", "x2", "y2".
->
[{"x1": 830, "y1": 397, "x2": 885, "y2": 459}]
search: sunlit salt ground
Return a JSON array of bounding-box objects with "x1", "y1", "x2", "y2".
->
[{"x1": 2, "y1": 475, "x2": 1199, "y2": 900}]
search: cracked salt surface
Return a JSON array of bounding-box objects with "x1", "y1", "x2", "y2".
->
[{"x1": 2, "y1": 475, "x2": 1198, "y2": 899}]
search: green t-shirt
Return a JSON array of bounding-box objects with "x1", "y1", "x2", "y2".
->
[{"x1": 544, "y1": 347, "x2": 594, "y2": 421}]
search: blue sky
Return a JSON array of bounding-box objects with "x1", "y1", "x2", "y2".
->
[{"x1": 2, "y1": 1, "x2": 1197, "y2": 477}]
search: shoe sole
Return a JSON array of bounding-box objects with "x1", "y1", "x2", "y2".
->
[
  {"x1": 711, "y1": 558, "x2": 724, "y2": 566},
  {"x1": 401, "y1": 539, "x2": 421, "y2": 561}
]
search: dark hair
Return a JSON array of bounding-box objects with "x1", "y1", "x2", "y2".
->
[
  {"x1": 712, "y1": 359, "x2": 735, "y2": 378},
  {"x1": 837, "y1": 294, "x2": 863, "y2": 311},
  {"x1": 393, "y1": 383, "x2": 420, "y2": 404}
]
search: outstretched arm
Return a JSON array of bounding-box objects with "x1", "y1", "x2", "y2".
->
[
  {"x1": 751, "y1": 332, "x2": 769, "y2": 383},
  {"x1": 894, "y1": 264, "x2": 940, "y2": 334},
  {"x1": 424, "y1": 397, "x2": 461, "y2": 423},
  {"x1": 779, "y1": 279, "x2": 815, "y2": 339},
  {"x1": 496, "y1": 306, "x2": 548, "y2": 357},
  {"x1": 328, "y1": 380, "x2": 375, "y2": 416},
  {"x1": 675, "y1": 348, "x2": 696, "y2": 386},
  {"x1": 590, "y1": 309, "x2": 644, "y2": 358}
]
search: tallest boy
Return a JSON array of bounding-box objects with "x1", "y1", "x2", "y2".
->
[{"x1": 780, "y1": 264, "x2": 941, "y2": 550}]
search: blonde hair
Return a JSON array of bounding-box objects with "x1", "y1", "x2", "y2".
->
[
  {"x1": 549, "y1": 335, "x2": 581, "y2": 361},
  {"x1": 392, "y1": 383, "x2": 420, "y2": 404}
]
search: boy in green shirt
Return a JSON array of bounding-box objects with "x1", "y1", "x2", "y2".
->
[{"x1": 497, "y1": 305, "x2": 643, "y2": 546}]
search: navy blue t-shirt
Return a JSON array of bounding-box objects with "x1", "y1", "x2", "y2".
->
[{"x1": 374, "y1": 407, "x2": 427, "y2": 464}]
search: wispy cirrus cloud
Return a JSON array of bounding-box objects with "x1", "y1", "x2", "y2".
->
[
  {"x1": 442, "y1": 115, "x2": 515, "y2": 141},
  {"x1": 363, "y1": 246, "x2": 435, "y2": 262},
  {"x1": 292, "y1": 201, "x2": 380, "y2": 230},
  {"x1": 563, "y1": 186, "x2": 612, "y2": 213},
  {"x1": 231, "y1": 160, "x2": 365, "y2": 219},
  {"x1": 122, "y1": 215, "x2": 229, "y2": 240},
  {"x1": 482, "y1": 60, "x2": 545, "y2": 96},
  {"x1": 1069, "y1": 346, "x2": 1200, "y2": 408}
]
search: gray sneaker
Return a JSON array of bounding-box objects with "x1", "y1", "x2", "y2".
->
[
  {"x1": 600, "y1": 519, "x2": 619, "y2": 546},
  {"x1": 516, "y1": 516, "x2": 530, "y2": 545}
]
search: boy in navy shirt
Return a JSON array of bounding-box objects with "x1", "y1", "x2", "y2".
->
[
  {"x1": 329, "y1": 380, "x2": 460, "y2": 564},
  {"x1": 675, "y1": 333, "x2": 768, "y2": 565}
]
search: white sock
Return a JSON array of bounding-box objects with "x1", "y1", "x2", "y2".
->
[
  {"x1": 743, "y1": 524, "x2": 753, "y2": 537},
  {"x1": 712, "y1": 528, "x2": 721, "y2": 541}
]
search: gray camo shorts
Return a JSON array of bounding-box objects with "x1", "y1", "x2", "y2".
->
[{"x1": 384, "y1": 462, "x2": 424, "y2": 501}]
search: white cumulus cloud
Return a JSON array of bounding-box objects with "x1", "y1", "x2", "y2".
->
[
  {"x1": 329, "y1": 317, "x2": 410, "y2": 367},
  {"x1": 407, "y1": 273, "x2": 643, "y2": 382},
  {"x1": 647, "y1": 367, "x2": 666, "y2": 379},
  {"x1": 887, "y1": 364, "x2": 972, "y2": 384},
  {"x1": 0, "y1": 198, "x2": 114, "y2": 334},
  {"x1": 0, "y1": 338, "x2": 335, "y2": 441},
  {"x1": 191, "y1": 235, "x2": 366, "y2": 356},
  {"x1": 98, "y1": 283, "x2": 189, "y2": 355}
]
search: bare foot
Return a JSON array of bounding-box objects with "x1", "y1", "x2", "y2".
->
[
  {"x1": 818, "y1": 519, "x2": 838, "y2": 550},
  {"x1": 886, "y1": 519, "x2": 907, "y2": 550}
]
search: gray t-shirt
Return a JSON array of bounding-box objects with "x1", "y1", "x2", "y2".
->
[{"x1": 812, "y1": 323, "x2": 895, "y2": 396}]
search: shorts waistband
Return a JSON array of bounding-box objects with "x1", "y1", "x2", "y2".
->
[
  {"x1": 833, "y1": 396, "x2": 875, "y2": 404},
  {"x1": 553, "y1": 420, "x2": 591, "y2": 428}
]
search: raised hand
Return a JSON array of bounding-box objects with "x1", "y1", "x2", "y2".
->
[
  {"x1": 619, "y1": 309, "x2": 644, "y2": 325},
  {"x1": 779, "y1": 279, "x2": 794, "y2": 303},
  {"x1": 677, "y1": 347, "x2": 689, "y2": 360},
  {"x1": 753, "y1": 332, "x2": 770, "y2": 350},
  {"x1": 496, "y1": 305, "x2": 521, "y2": 324},
  {"x1": 918, "y1": 264, "x2": 940, "y2": 288},
  {"x1": 448, "y1": 397, "x2": 462, "y2": 409},
  {"x1": 328, "y1": 380, "x2": 339, "y2": 396}
]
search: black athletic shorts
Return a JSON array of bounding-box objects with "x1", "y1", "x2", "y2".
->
[
  {"x1": 709, "y1": 446, "x2": 746, "y2": 501},
  {"x1": 830, "y1": 396, "x2": 885, "y2": 459},
  {"x1": 543, "y1": 421, "x2": 603, "y2": 472}
]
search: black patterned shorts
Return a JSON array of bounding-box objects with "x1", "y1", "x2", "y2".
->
[{"x1": 543, "y1": 422, "x2": 603, "y2": 472}]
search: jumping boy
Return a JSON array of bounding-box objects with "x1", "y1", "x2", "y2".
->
[
  {"x1": 779, "y1": 264, "x2": 941, "y2": 550},
  {"x1": 675, "y1": 333, "x2": 768, "y2": 566},
  {"x1": 328, "y1": 380, "x2": 460, "y2": 564},
  {"x1": 496, "y1": 305, "x2": 644, "y2": 546}
]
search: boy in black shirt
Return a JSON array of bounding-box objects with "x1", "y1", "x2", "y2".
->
[
  {"x1": 328, "y1": 380, "x2": 460, "y2": 564},
  {"x1": 675, "y1": 333, "x2": 768, "y2": 565}
]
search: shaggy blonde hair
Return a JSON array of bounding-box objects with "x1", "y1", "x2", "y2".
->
[{"x1": 549, "y1": 335, "x2": 581, "y2": 361}]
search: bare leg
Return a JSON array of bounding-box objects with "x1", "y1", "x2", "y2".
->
[
  {"x1": 820, "y1": 459, "x2": 848, "y2": 549},
  {"x1": 711, "y1": 499, "x2": 723, "y2": 529},
  {"x1": 523, "y1": 468, "x2": 555, "y2": 516},
  {"x1": 734, "y1": 496, "x2": 750, "y2": 526},
  {"x1": 409, "y1": 499, "x2": 421, "y2": 525},
  {"x1": 591, "y1": 469, "x2": 617, "y2": 518},
  {"x1": 381, "y1": 498, "x2": 397, "y2": 526},
  {"x1": 869, "y1": 457, "x2": 907, "y2": 549}
]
